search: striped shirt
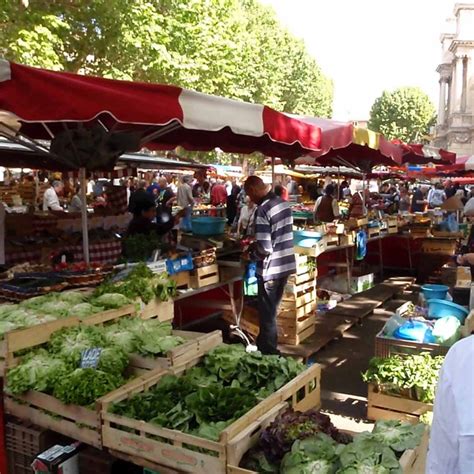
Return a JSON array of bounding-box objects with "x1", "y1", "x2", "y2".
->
[{"x1": 254, "y1": 192, "x2": 296, "y2": 281}]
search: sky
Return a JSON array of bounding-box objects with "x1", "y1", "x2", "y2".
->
[{"x1": 261, "y1": 0, "x2": 458, "y2": 121}]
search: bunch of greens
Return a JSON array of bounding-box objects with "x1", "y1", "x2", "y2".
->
[
  {"x1": 280, "y1": 434, "x2": 340, "y2": 474},
  {"x1": 7, "y1": 349, "x2": 69, "y2": 394},
  {"x1": 243, "y1": 417, "x2": 425, "y2": 474},
  {"x1": 362, "y1": 353, "x2": 444, "y2": 403},
  {"x1": 94, "y1": 263, "x2": 155, "y2": 304},
  {"x1": 155, "y1": 272, "x2": 178, "y2": 302},
  {"x1": 110, "y1": 345, "x2": 306, "y2": 441},
  {"x1": 111, "y1": 372, "x2": 258, "y2": 441},
  {"x1": 203, "y1": 344, "x2": 305, "y2": 397},
  {"x1": 53, "y1": 368, "x2": 124, "y2": 406},
  {"x1": 259, "y1": 408, "x2": 352, "y2": 464},
  {"x1": 122, "y1": 233, "x2": 162, "y2": 262},
  {"x1": 337, "y1": 434, "x2": 402, "y2": 474}
]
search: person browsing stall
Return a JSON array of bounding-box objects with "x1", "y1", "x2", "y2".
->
[
  {"x1": 43, "y1": 180, "x2": 64, "y2": 211},
  {"x1": 314, "y1": 184, "x2": 340, "y2": 223},
  {"x1": 244, "y1": 176, "x2": 296, "y2": 355}
]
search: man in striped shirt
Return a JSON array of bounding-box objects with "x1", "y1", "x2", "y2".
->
[{"x1": 244, "y1": 176, "x2": 296, "y2": 354}]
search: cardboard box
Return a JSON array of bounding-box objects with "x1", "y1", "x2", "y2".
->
[
  {"x1": 32, "y1": 443, "x2": 81, "y2": 474},
  {"x1": 351, "y1": 272, "x2": 374, "y2": 293}
]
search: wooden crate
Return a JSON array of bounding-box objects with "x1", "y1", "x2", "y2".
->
[
  {"x1": 218, "y1": 260, "x2": 245, "y2": 281},
  {"x1": 101, "y1": 360, "x2": 321, "y2": 474},
  {"x1": 368, "y1": 227, "x2": 381, "y2": 238},
  {"x1": 283, "y1": 279, "x2": 315, "y2": 302},
  {"x1": 294, "y1": 239, "x2": 327, "y2": 257},
  {"x1": 374, "y1": 333, "x2": 449, "y2": 358},
  {"x1": 169, "y1": 271, "x2": 190, "y2": 289},
  {"x1": 190, "y1": 264, "x2": 220, "y2": 288},
  {"x1": 277, "y1": 314, "x2": 316, "y2": 345},
  {"x1": 227, "y1": 406, "x2": 429, "y2": 474},
  {"x1": 140, "y1": 299, "x2": 174, "y2": 321},
  {"x1": 0, "y1": 304, "x2": 137, "y2": 375},
  {"x1": 421, "y1": 238, "x2": 457, "y2": 255},
  {"x1": 339, "y1": 232, "x2": 355, "y2": 246},
  {"x1": 128, "y1": 330, "x2": 222, "y2": 371},
  {"x1": 367, "y1": 384, "x2": 432, "y2": 423},
  {"x1": 3, "y1": 306, "x2": 223, "y2": 447},
  {"x1": 324, "y1": 233, "x2": 339, "y2": 248}
]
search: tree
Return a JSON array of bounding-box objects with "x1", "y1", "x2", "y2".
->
[
  {"x1": 368, "y1": 87, "x2": 436, "y2": 143},
  {"x1": 0, "y1": 0, "x2": 333, "y2": 163}
]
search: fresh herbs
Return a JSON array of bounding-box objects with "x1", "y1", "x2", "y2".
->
[
  {"x1": 155, "y1": 273, "x2": 177, "y2": 301},
  {"x1": 362, "y1": 353, "x2": 444, "y2": 403},
  {"x1": 122, "y1": 233, "x2": 162, "y2": 262}
]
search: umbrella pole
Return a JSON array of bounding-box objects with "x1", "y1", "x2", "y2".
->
[
  {"x1": 362, "y1": 174, "x2": 367, "y2": 214},
  {"x1": 79, "y1": 167, "x2": 90, "y2": 264},
  {"x1": 271, "y1": 156, "x2": 275, "y2": 190}
]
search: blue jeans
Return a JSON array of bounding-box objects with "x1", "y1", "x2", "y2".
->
[
  {"x1": 180, "y1": 207, "x2": 192, "y2": 232},
  {"x1": 257, "y1": 276, "x2": 288, "y2": 354}
]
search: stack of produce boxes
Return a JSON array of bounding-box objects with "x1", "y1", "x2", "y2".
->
[{"x1": 278, "y1": 254, "x2": 317, "y2": 345}]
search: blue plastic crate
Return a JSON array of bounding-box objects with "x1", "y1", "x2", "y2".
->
[{"x1": 166, "y1": 253, "x2": 194, "y2": 275}]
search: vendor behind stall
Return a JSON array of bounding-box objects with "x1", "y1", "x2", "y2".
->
[
  {"x1": 126, "y1": 195, "x2": 183, "y2": 238},
  {"x1": 43, "y1": 180, "x2": 64, "y2": 211},
  {"x1": 314, "y1": 184, "x2": 340, "y2": 222}
]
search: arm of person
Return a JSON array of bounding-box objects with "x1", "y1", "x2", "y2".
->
[
  {"x1": 251, "y1": 208, "x2": 272, "y2": 260},
  {"x1": 332, "y1": 198, "x2": 340, "y2": 219}
]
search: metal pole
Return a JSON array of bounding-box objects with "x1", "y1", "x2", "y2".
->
[
  {"x1": 79, "y1": 167, "x2": 90, "y2": 264},
  {"x1": 271, "y1": 156, "x2": 275, "y2": 191}
]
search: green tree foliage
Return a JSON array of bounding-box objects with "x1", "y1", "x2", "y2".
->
[
  {"x1": 368, "y1": 87, "x2": 437, "y2": 143},
  {"x1": 0, "y1": 0, "x2": 332, "y2": 116}
]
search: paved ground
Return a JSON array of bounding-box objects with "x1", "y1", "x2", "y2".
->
[{"x1": 313, "y1": 293, "x2": 418, "y2": 430}]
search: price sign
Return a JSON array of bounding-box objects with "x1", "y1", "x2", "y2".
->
[{"x1": 80, "y1": 348, "x2": 102, "y2": 369}]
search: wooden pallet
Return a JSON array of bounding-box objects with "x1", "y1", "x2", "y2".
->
[
  {"x1": 227, "y1": 406, "x2": 428, "y2": 474},
  {"x1": 190, "y1": 264, "x2": 220, "y2": 288},
  {"x1": 101, "y1": 359, "x2": 321, "y2": 474},
  {"x1": 367, "y1": 384, "x2": 432, "y2": 423}
]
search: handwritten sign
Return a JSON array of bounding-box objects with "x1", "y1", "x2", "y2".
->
[{"x1": 80, "y1": 348, "x2": 102, "y2": 369}]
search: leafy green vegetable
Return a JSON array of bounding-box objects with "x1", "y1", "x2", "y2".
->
[
  {"x1": 337, "y1": 433, "x2": 402, "y2": 474},
  {"x1": 7, "y1": 349, "x2": 69, "y2": 394},
  {"x1": 93, "y1": 293, "x2": 130, "y2": 309},
  {"x1": 372, "y1": 420, "x2": 425, "y2": 453},
  {"x1": 69, "y1": 302, "x2": 102, "y2": 318},
  {"x1": 362, "y1": 353, "x2": 443, "y2": 403},
  {"x1": 57, "y1": 291, "x2": 87, "y2": 305},
  {"x1": 49, "y1": 326, "x2": 106, "y2": 365},
  {"x1": 19, "y1": 294, "x2": 53, "y2": 310},
  {"x1": 53, "y1": 368, "x2": 124, "y2": 406},
  {"x1": 280, "y1": 433, "x2": 340, "y2": 474},
  {"x1": 155, "y1": 273, "x2": 178, "y2": 302},
  {"x1": 260, "y1": 408, "x2": 352, "y2": 464},
  {"x1": 97, "y1": 346, "x2": 129, "y2": 375}
]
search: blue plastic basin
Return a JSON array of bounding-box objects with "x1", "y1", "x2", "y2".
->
[
  {"x1": 191, "y1": 217, "x2": 227, "y2": 236},
  {"x1": 427, "y1": 299, "x2": 469, "y2": 323},
  {"x1": 421, "y1": 284, "x2": 449, "y2": 301},
  {"x1": 294, "y1": 230, "x2": 323, "y2": 248}
]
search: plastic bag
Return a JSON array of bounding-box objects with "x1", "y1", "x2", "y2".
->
[{"x1": 432, "y1": 316, "x2": 461, "y2": 346}]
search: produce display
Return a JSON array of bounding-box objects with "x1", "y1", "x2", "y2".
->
[
  {"x1": 95, "y1": 263, "x2": 177, "y2": 303},
  {"x1": 6, "y1": 320, "x2": 185, "y2": 406},
  {"x1": 109, "y1": 344, "x2": 305, "y2": 441},
  {"x1": 242, "y1": 409, "x2": 425, "y2": 474},
  {"x1": 362, "y1": 353, "x2": 444, "y2": 404},
  {"x1": 122, "y1": 233, "x2": 163, "y2": 261}
]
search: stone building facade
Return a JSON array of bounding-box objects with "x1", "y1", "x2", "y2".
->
[{"x1": 433, "y1": 3, "x2": 474, "y2": 155}]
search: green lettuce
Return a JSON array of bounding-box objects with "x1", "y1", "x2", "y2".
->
[
  {"x1": 372, "y1": 420, "x2": 425, "y2": 453},
  {"x1": 93, "y1": 293, "x2": 130, "y2": 309}
]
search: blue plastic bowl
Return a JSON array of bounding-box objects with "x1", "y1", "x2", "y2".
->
[
  {"x1": 294, "y1": 230, "x2": 323, "y2": 248},
  {"x1": 427, "y1": 299, "x2": 469, "y2": 323},
  {"x1": 191, "y1": 217, "x2": 227, "y2": 236},
  {"x1": 421, "y1": 284, "x2": 449, "y2": 301}
]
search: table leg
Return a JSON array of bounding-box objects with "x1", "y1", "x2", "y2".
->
[
  {"x1": 379, "y1": 237, "x2": 384, "y2": 279},
  {"x1": 345, "y1": 246, "x2": 351, "y2": 292},
  {"x1": 407, "y1": 237, "x2": 413, "y2": 270}
]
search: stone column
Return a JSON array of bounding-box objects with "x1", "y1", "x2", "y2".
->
[
  {"x1": 453, "y1": 56, "x2": 464, "y2": 112},
  {"x1": 438, "y1": 78, "x2": 447, "y2": 125},
  {"x1": 461, "y1": 56, "x2": 469, "y2": 112}
]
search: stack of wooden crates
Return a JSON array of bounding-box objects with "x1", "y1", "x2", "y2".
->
[{"x1": 277, "y1": 254, "x2": 317, "y2": 345}]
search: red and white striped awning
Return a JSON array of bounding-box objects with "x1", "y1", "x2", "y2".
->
[
  {"x1": 0, "y1": 61, "x2": 321, "y2": 160},
  {"x1": 397, "y1": 143, "x2": 456, "y2": 165}
]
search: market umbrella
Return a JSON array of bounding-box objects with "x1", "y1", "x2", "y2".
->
[
  {"x1": 0, "y1": 60, "x2": 322, "y2": 262},
  {"x1": 431, "y1": 155, "x2": 474, "y2": 174},
  {"x1": 395, "y1": 142, "x2": 456, "y2": 165}
]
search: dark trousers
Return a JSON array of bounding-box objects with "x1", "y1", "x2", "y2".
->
[{"x1": 257, "y1": 276, "x2": 288, "y2": 354}]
